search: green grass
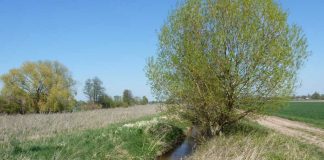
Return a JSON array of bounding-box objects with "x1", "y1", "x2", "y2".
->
[
  {"x1": 0, "y1": 115, "x2": 187, "y2": 160},
  {"x1": 266, "y1": 102, "x2": 324, "y2": 129},
  {"x1": 188, "y1": 120, "x2": 324, "y2": 160}
]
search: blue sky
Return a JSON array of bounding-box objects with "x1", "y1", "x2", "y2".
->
[{"x1": 0, "y1": 0, "x2": 323, "y2": 100}]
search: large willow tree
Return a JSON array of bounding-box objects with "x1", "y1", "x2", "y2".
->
[
  {"x1": 146, "y1": 0, "x2": 308, "y2": 136},
  {"x1": 1, "y1": 61, "x2": 76, "y2": 113}
]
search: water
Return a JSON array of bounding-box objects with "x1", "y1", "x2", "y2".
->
[{"x1": 157, "y1": 127, "x2": 197, "y2": 160}]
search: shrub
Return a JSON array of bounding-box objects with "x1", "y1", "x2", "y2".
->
[{"x1": 79, "y1": 103, "x2": 102, "y2": 111}]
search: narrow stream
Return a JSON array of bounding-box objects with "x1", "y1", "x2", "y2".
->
[{"x1": 157, "y1": 127, "x2": 198, "y2": 160}]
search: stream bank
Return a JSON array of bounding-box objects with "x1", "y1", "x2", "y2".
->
[{"x1": 157, "y1": 127, "x2": 198, "y2": 160}]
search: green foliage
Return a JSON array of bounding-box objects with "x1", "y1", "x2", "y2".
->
[
  {"x1": 311, "y1": 92, "x2": 321, "y2": 100},
  {"x1": 123, "y1": 89, "x2": 134, "y2": 106},
  {"x1": 133, "y1": 96, "x2": 142, "y2": 105},
  {"x1": 98, "y1": 94, "x2": 114, "y2": 108},
  {"x1": 83, "y1": 77, "x2": 123, "y2": 108},
  {"x1": 79, "y1": 103, "x2": 102, "y2": 111},
  {"x1": 0, "y1": 95, "x2": 20, "y2": 113},
  {"x1": 83, "y1": 77, "x2": 105, "y2": 104},
  {"x1": 142, "y1": 96, "x2": 149, "y2": 105},
  {"x1": 0, "y1": 61, "x2": 76, "y2": 113},
  {"x1": 146, "y1": 0, "x2": 308, "y2": 136},
  {"x1": 132, "y1": 96, "x2": 149, "y2": 106},
  {"x1": 0, "y1": 96, "x2": 5, "y2": 113},
  {"x1": 73, "y1": 100, "x2": 87, "y2": 112},
  {"x1": 266, "y1": 102, "x2": 324, "y2": 129}
]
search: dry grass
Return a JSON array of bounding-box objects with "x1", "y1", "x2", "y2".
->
[
  {"x1": 188, "y1": 121, "x2": 324, "y2": 160},
  {"x1": 0, "y1": 112, "x2": 185, "y2": 160},
  {"x1": 0, "y1": 104, "x2": 159, "y2": 143}
]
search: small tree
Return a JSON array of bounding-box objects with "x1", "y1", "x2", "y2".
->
[
  {"x1": 311, "y1": 92, "x2": 321, "y2": 100},
  {"x1": 146, "y1": 0, "x2": 308, "y2": 136},
  {"x1": 123, "y1": 89, "x2": 134, "y2": 106},
  {"x1": 113, "y1": 95, "x2": 123, "y2": 107},
  {"x1": 84, "y1": 79, "x2": 94, "y2": 102},
  {"x1": 98, "y1": 94, "x2": 114, "y2": 108},
  {"x1": 142, "y1": 96, "x2": 149, "y2": 105},
  {"x1": 134, "y1": 96, "x2": 141, "y2": 104},
  {"x1": 114, "y1": 96, "x2": 122, "y2": 102},
  {"x1": 83, "y1": 77, "x2": 105, "y2": 104}
]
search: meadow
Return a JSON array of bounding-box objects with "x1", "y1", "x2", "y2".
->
[
  {"x1": 1, "y1": 102, "x2": 324, "y2": 160},
  {"x1": 0, "y1": 115, "x2": 187, "y2": 159},
  {"x1": 0, "y1": 105, "x2": 158, "y2": 143},
  {"x1": 266, "y1": 101, "x2": 324, "y2": 129},
  {"x1": 0, "y1": 104, "x2": 192, "y2": 159}
]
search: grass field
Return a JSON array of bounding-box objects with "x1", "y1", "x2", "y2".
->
[
  {"x1": 266, "y1": 102, "x2": 324, "y2": 129},
  {"x1": 0, "y1": 105, "x2": 158, "y2": 143},
  {"x1": 0, "y1": 105, "x2": 191, "y2": 159},
  {"x1": 1, "y1": 103, "x2": 324, "y2": 160},
  {"x1": 0, "y1": 114, "x2": 188, "y2": 159},
  {"x1": 188, "y1": 120, "x2": 324, "y2": 160}
]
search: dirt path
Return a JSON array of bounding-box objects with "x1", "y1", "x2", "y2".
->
[{"x1": 256, "y1": 116, "x2": 324, "y2": 149}]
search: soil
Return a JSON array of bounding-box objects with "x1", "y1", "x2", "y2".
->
[{"x1": 256, "y1": 116, "x2": 324, "y2": 149}]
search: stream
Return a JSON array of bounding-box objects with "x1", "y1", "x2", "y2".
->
[{"x1": 157, "y1": 127, "x2": 198, "y2": 160}]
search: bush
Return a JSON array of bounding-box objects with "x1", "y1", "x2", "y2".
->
[
  {"x1": 98, "y1": 94, "x2": 114, "y2": 108},
  {"x1": 79, "y1": 103, "x2": 102, "y2": 111},
  {"x1": 0, "y1": 96, "x2": 29, "y2": 114}
]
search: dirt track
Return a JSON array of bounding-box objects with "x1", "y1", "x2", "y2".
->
[{"x1": 256, "y1": 116, "x2": 324, "y2": 149}]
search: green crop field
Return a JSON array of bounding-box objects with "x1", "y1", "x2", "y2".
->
[{"x1": 266, "y1": 102, "x2": 324, "y2": 129}]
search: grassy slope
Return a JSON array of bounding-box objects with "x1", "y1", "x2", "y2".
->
[
  {"x1": 188, "y1": 120, "x2": 324, "y2": 160},
  {"x1": 0, "y1": 115, "x2": 187, "y2": 160},
  {"x1": 266, "y1": 102, "x2": 324, "y2": 129}
]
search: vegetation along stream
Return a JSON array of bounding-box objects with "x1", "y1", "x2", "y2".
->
[{"x1": 158, "y1": 127, "x2": 198, "y2": 160}]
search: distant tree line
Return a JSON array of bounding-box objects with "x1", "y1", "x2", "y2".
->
[
  {"x1": 81, "y1": 77, "x2": 149, "y2": 109},
  {"x1": 293, "y1": 92, "x2": 324, "y2": 100},
  {"x1": 0, "y1": 61, "x2": 149, "y2": 114}
]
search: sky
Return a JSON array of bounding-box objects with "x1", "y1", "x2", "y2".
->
[{"x1": 0, "y1": 0, "x2": 323, "y2": 101}]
